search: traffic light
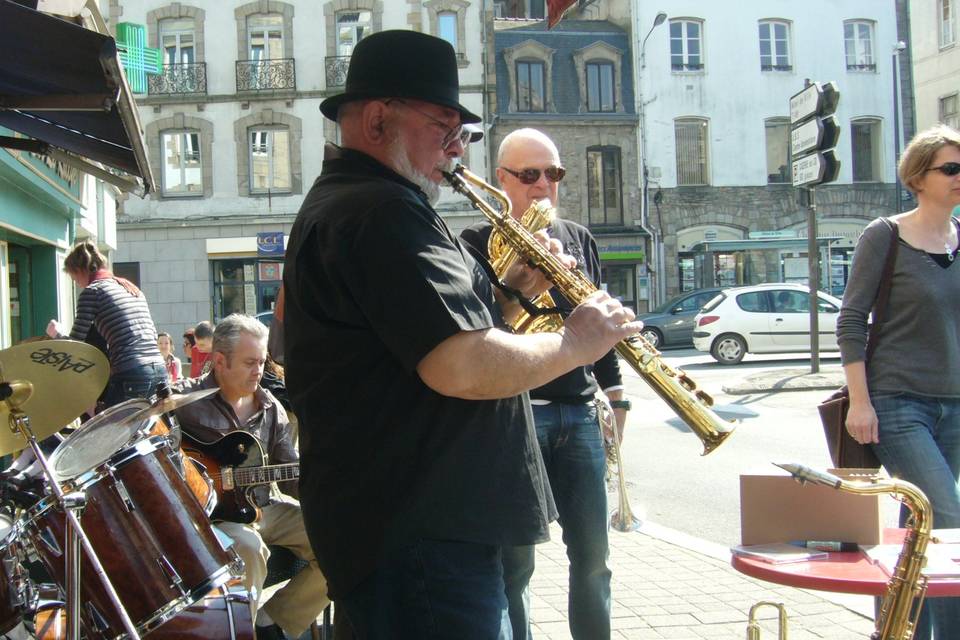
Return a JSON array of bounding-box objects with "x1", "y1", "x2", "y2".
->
[{"x1": 789, "y1": 81, "x2": 840, "y2": 187}]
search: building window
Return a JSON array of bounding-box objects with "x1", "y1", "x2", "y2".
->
[
  {"x1": 942, "y1": 0, "x2": 956, "y2": 48},
  {"x1": 160, "y1": 18, "x2": 195, "y2": 65},
  {"x1": 675, "y1": 118, "x2": 709, "y2": 186},
  {"x1": 497, "y1": 0, "x2": 544, "y2": 19},
  {"x1": 212, "y1": 259, "x2": 282, "y2": 321},
  {"x1": 516, "y1": 60, "x2": 546, "y2": 112},
  {"x1": 249, "y1": 129, "x2": 291, "y2": 194},
  {"x1": 941, "y1": 94, "x2": 959, "y2": 129},
  {"x1": 586, "y1": 62, "x2": 615, "y2": 112},
  {"x1": 113, "y1": 262, "x2": 141, "y2": 289},
  {"x1": 844, "y1": 20, "x2": 875, "y2": 71},
  {"x1": 586, "y1": 146, "x2": 623, "y2": 226},
  {"x1": 161, "y1": 130, "x2": 202, "y2": 196},
  {"x1": 765, "y1": 119, "x2": 790, "y2": 184},
  {"x1": 248, "y1": 14, "x2": 283, "y2": 62},
  {"x1": 670, "y1": 19, "x2": 704, "y2": 71},
  {"x1": 758, "y1": 20, "x2": 791, "y2": 71},
  {"x1": 851, "y1": 118, "x2": 882, "y2": 182},
  {"x1": 336, "y1": 11, "x2": 371, "y2": 57},
  {"x1": 601, "y1": 264, "x2": 636, "y2": 313},
  {"x1": 438, "y1": 11, "x2": 457, "y2": 49}
]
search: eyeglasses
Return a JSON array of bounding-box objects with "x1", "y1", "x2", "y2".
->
[
  {"x1": 927, "y1": 162, "x2": 960, "y2": 176},
  {"x1": 385, "y1": 99, "x2": 470, "y2": 150},
  {"x1": 500, "y1": 166, "x2": 566, "y2": 184}
]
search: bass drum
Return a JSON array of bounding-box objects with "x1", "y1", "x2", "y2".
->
[
  {"x1": 0, "y1": 513, "x2": 32, "y2": 636},
  {"x1": 20, "y1": 437, "x2": 240, "y2": 639},
  {"x1": 29, "y1": 585, "x2": 254, "y2": 640}
]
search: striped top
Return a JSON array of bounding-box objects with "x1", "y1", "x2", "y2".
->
[{"x1": 69, "y1": 278, "x2": 163, "y2": 373}]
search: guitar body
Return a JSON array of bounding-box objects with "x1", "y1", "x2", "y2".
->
[{"x1": 183, "y1": 431, "x2": 266, "y2": 525}]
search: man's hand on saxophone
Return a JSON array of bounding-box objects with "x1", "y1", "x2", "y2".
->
[
  {"x1": 495, "y1": 229, "x2": 577, "y2": 325},
  {"x1": 561, "y1": 290, "x2": 644, "y2": 368}
]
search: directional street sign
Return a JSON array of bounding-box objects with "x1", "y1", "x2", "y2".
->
[
  {"x1": 790, "y1": 81, "x2": 841, "y2": 187},
  {"x1": 792, "y1": 150, "x2": 839, "y2": 187},
  {"x1": 789, "y1": 82, "x2": 839, "y2": 124},
  {"x1": 791, "y1": 116, "x2": 840, "y2": 157}
]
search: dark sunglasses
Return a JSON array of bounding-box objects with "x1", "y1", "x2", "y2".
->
[
  {"x1": 500, "y1": 166, "x2": 566, "y2": 184},
  {"x1": 927, "y1": 162, "x2": 960, "y2": 176}
]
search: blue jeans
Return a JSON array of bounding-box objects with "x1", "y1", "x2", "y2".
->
[
  {"x1": 337, "y1": 539, "x2": 511, "y2": 639},
  {"x1": 872, "y1": 392, "x2": 960, "y2": 640},
  {"x1": 101, "y1": 362, "x2": 167, "y2": 409},
  {"x1": 502, "y1": 402, "x2": 611, "y2": 640}
]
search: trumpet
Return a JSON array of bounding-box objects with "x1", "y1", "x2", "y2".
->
[
  {"x1": 596, "y1": 398, "x2": 640, "y2": 532},
  {"x1": 443, "y1": 164, "x2": 735, "y2": 455}
]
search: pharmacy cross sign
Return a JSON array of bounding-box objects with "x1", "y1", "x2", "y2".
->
[{"x1": 116, "y1": 23, "x2": 162, "y2": 95}]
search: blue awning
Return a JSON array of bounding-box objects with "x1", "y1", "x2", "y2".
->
[{"x1": 0, "y1": 0, "x2": 153, "y2": 194}]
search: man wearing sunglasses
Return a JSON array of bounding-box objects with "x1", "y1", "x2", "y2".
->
[
  {"x1": 283, "y1": 32, "x2": 642, "y2": 638},
  {"x1": 461, "y1": 128, "x2": 629, "y2": 640}
]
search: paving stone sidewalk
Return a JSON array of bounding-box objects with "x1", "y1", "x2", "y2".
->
[{"x1": 528, "y1": 521, "x2": 875, "y2": 640}]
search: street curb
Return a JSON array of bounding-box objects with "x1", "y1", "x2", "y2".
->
[{"x1": 722, "y1": 367, "x2": 845, "y2": 395}]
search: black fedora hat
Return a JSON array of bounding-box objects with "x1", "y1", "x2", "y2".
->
[{"x1": 320, "y1": 30, "x2": 480, "y2": 124}]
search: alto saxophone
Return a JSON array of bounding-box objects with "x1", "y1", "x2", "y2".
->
[
  {"x1": 776, "y1": 464, "x2": 931, "y2": 640},
  {"x1": 443, "y1": 164, "x2": 735, "y2": 455}
]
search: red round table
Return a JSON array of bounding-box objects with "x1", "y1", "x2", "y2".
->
[{"x1": 732, "y1": 529, "x2": 960, "y2": 597}]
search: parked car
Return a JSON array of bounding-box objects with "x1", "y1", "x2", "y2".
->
[
  {"x1": 255, "y1": 310, "x2": 274, "y2": 327},
  {"x1": 692, "y1": 283, "x2": 842, "y2": 365},
  {"x1": 636, "y1": 288, "x2": 723, "y2": 349}
]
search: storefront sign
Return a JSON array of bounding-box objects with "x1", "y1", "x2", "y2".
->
[
  {"x1": 256, "y1": 232, "x2": 285, "y2": 256},
  {"x1": 748, "y1": 230, "x2": 797, "y2": 239}
]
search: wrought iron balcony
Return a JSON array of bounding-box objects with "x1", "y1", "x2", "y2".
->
[
  {"x1": 325, "y1": 56, "x2": 350, "y2": 88},
  {"x1": 846, "y1": 62, "x2": 877, "y2": 72},
  {"x1": 148, "y1": 62, "x2": 207, "y2": 95},
  {"x1": 761, "y1": 63, "x2": 793, "y2": 72},
  {"x1": 236, "y1": 58, "x2": 296, "y2": 92}
]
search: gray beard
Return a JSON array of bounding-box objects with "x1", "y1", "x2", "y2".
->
[{"x1": 387, "y1": 139, "x2": 442, "y2": 206}]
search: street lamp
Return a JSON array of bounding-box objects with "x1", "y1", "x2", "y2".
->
[
  {"x1": 637, "y1": 11, "x2": 667, "y2": 305},
  {"x1": 892, "y1": 41, "x2": 906, "y2": 213}
]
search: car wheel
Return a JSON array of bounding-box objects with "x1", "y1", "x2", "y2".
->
[
  {"x1": 711, "y1": 333, "x2": 746, "y2": 365},
  {"x1": 640, "y1": 327, "x2": 663, "y2": 349}
]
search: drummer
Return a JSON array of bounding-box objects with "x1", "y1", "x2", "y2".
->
[
  {"x1": 46, "y1": 242, "x2": 166, "y2": 411},
  {"x1": 172, "y1": 314, "x2": 328, "y2": 640}
]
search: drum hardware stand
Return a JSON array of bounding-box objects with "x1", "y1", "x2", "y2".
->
[{"x1": 0, "y1": 380, "x2": 142, "y2": 640}]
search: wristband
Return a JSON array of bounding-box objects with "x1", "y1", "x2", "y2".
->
[{"x1": 609, "y1": 399, "x2": 631, "y2": 410}]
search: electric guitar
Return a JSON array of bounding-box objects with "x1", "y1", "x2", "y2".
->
[{"x1": 181, "y1": 430, "x2": 299, "y2": 524}]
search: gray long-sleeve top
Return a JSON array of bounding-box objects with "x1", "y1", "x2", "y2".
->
[{"x1": 837, "y1": 217, "x2": 960, "y2": 397}]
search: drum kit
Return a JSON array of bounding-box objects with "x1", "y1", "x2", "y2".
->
[{"x1": 0, "y1": 341, "x2": 253, "y2": 640}]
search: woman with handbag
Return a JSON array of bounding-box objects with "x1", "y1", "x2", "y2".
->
[{"x1": 838, "y1": 124, "x2": 960, "y2": 639}]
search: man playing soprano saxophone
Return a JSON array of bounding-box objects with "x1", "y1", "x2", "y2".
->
[
  {"x1": 461, "y1": 128, "x2": 628, "y2": 640},
  {"x1": 283, "y1": 31, "x2": 642, "y2": 638}
]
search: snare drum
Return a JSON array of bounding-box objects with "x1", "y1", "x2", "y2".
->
[
  {"x1": 21, "y1": 437, "x2": 241, "y2": 639},
  {"x1": 48, "y1": 397, "x2": 214, "y2": 512}
]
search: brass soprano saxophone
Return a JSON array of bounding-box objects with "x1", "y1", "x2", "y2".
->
[
  {"x1": 776, "y1": 464, "x2": 932, "y2": 640},
  {"x1": 443, "y1": 165, "x2": 735, "y2": 455}
]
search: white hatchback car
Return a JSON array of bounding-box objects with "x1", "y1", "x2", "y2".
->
[{"x1": 692, "y1": 283, "x2": 843, "y2": 365}]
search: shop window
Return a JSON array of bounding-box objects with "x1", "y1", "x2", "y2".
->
[
  {"x1": 600, "y1": 264, "x2": 636, "y2": 314},
  {"x1": 212, "y1": 258, "x2": 283, "y2": 321}
]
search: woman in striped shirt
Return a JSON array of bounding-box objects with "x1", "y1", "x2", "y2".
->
[{"x1": 46, "y1": 242, "x2": 166, "y2": 411}]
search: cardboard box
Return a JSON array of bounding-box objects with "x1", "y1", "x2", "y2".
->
[{"x1": 740, "y1": 469, "x2": 883, "y2": 546}]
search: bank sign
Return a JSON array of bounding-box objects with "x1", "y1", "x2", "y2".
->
[{"x1": 257, "y1": 232, "x2": 284, "y2": 256}]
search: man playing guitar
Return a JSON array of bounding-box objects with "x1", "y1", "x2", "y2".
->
[{"x1": 173, "y1": 313, "x2": 328, "y2": 640}]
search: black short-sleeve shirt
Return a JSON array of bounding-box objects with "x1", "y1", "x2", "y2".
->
[{"x1": 284, "y1": 145, "x2": 554, "y2": 597}]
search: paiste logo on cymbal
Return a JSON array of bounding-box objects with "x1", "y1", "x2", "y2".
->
[{"x1": 29, "y1": 347, "x2": 97, "y2": 374}]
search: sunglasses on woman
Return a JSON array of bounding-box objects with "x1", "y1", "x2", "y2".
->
[
  {"x1": 927, "y1": 162, "x2": 960, "y2": 176},
  {"x1": 500, "y1": 166, "x2": 566, "y2": 184}
]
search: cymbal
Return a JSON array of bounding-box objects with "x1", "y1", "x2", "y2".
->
[
  {"x1": 0, "y1": 340, "x2": 109, "y2": 455},
  {"x1": 111, "y1": 387, "x2": 219, "y2": 433}
]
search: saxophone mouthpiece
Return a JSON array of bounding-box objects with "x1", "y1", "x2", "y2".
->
[{"x1": 774, "y1": 462, "x2": 843, "y2": 489}]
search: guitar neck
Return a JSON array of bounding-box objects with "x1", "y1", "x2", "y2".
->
[{"x1": 232, "y1": 463, "x2": 299, "y2": 488}]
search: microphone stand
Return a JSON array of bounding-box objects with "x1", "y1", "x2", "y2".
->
[{"x1": 0, "y1": 380, "x2": 141, "y2": 640}]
